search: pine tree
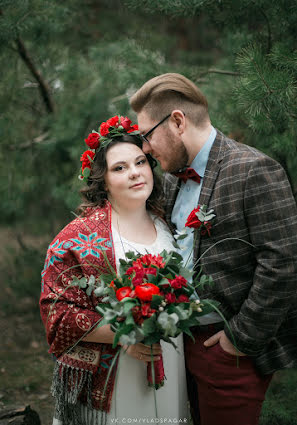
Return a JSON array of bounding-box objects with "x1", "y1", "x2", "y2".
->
[{"x1": 125, "y1": 0, "x2": 297, "y2": 192}]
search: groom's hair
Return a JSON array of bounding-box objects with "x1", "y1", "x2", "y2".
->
[{"x1": 130, "y1": 73, "x2": 209, "y2": 127}]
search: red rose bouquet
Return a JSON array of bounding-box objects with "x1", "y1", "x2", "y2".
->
[
  {"x1": 71, "y1": 249, "x2": 219, "y2": 389},
  {"x1": 94, "y1": 250, "x2": 218, "y2": 348}
]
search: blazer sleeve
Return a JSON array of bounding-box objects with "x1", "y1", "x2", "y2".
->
[{"x1": 224, "y1": 156, "x2": 297, "y2": 355}]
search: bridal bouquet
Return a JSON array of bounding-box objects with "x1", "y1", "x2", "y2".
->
[
  {"x1": 70, "y1": 248, "x2": 219, "y2": 389},
  {"x1": 91, "y1": 250, "x2": 219, "y2": 348}
]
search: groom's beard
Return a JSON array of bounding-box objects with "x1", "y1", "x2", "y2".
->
[{"x1": 163, "y1": 129, "x2": 189, "y2": 174}]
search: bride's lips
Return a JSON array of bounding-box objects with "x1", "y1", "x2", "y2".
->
[{"x1": 130, "y1": 182, "x2": 145, "y2": 189}]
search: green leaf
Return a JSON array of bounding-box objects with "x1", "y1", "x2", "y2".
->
[
  {"x1": 172, "y1": 305, "x2": 190, "y2": 320},
  {"x1": 83, "y1": 167, "x2": 91, "y2": 178},
  {"x1": 122, "y1": 299, "x2": 137, "y2": 315},
  {"x1": 113, "y1": 324, "x2": 135, "y2": 348},
  {"x1": 176, "y1": 233, "x2": 188, "y2": 240},
  {"x1": 125, "y1": 312, "x2": 135, "y2": 326},
  {"x1": 141, "y1": 314, "x2": 156, "y2": 335},
  {"x1": 150, "y1": 294, "x2": 163, "y2": 309}
]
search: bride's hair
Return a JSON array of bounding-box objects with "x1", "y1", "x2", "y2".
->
[{"x1": 78, "y1": 134, "x2": 164, "y2": 217}]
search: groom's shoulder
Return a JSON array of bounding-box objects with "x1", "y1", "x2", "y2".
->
[
  {"x1": 216, "y1": 130, "x2": 279, "y2": 169},
  {"x1": 162, "y1": 172, "x2": 179, "y2": 194}
]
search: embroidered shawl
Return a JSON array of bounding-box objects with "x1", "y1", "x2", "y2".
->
[{"x1": 40, "y1": 202, "x2": 164, "y2": 424}]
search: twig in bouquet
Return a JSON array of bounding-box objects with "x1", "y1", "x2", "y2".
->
[
  {"x1": 100, "y1": 347, "x2": 121, "y2": 412},
  {"x1": 62, "y1": 316, "x2": 105, "y2": 357},
  {"x1": 45, "y1": 260, "x2": 107, "y2": 325},
  {"x1": 193, "y1": 237, "x2": 255, "y2": 269}
]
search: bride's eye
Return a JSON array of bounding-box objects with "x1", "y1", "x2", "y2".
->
[
  {"x1": 113, "y1": 165, "x2": 125, "y2": 172},
  {"x1": 137, "y1": 158, "x2": 147, "y2": 166}
]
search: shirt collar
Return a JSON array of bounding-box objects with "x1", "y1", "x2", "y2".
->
[{"x1": 190, "y1": 126, "x2": 217, "y2": 177}]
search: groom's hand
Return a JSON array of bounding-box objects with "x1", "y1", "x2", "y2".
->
[{"x1": 203, "y1": 330, "x2": 246, "y2": 356}]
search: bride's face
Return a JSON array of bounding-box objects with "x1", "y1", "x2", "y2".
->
[{"x1": 104, "y1": 142, "x2": 154, "y2": 210}]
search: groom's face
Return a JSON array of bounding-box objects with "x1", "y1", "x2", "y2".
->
[{"x1": 137, "y1": 111, "x2": 188, "y2": 173}]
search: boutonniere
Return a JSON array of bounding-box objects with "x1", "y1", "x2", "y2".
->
[{"x1": 185, "y1": 205, "x2": 216, "y2": 236}]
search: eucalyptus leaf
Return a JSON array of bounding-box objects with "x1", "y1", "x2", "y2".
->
[
  {"x1": 113, "y1": 324, "x2": 135, "y2": 347},
  {"x1": 119, "y1": 331, "x2": 137, "y2": 346},
  {"x1": 205, "y1": 213, "x2": 216, "y2": 220},
  {"x1": 93, "y1": 285, "x2": 105, "y2": 297},
  {"x1": 142, "y1": 314, "x2": 156, "y2": 335},
  {"x1": 196, "y1": 212, "x2": 206, "y2": 221},
  {"x1": 122, "y1": 299, "x2": 137, "y2": 315}
]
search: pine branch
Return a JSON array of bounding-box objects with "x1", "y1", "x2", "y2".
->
[
  {"x1": 15, "y1": 36, "x2": 55, "y2": 113},
  {"x1": 9, "y1": 132, "x2": 50, "y2": 150},
  {"x1": 200, "y1": 68, "x2": 240, "y2": 77}
]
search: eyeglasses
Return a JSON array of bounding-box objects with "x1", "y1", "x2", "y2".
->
[{"x1": 140, "y1": 113, "x2": 171, "y2": 144}]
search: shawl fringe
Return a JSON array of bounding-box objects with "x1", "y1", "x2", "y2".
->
[{"x1": 51, "y1": 361, "x2": 107, "y2": 425}]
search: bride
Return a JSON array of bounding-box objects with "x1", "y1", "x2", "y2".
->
[{"x1": 40, "y1": 116, "x2": 188, "y2": 425}]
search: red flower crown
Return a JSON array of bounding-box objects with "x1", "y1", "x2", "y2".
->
[{"x1": 79, "y1": 115, "x2": 139, "y2": 181}]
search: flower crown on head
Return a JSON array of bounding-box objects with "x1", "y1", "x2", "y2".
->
[{"x1": 79, "y1": 115, "x2": 139, "y2": 181}]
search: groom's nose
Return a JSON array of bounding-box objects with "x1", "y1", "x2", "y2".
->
[{"x1": 142, "y1": 141, "x2": 151, "y2": 154}]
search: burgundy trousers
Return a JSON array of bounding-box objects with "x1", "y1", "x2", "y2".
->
[{"x1": 184, "y1": 326, "x2": 273, "y2": 425}]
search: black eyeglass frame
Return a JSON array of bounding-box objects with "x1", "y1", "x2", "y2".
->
[{"x1": 140, "y1": 113, "x2": 171, "y2": 144}]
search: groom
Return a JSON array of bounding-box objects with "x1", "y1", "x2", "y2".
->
[{"x1": 130, "y1": 73, "x2": 297, "y2": 425}]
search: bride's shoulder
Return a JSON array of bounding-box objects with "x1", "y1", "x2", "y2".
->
[{"x1": 151, "y1": 215, "x2": 172, "y2": 234}]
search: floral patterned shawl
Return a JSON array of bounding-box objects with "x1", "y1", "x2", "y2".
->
[{"x1": 40, "y1": 202, "x2": 164, "y2": 425}]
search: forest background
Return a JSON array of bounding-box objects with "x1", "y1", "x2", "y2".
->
[{"x1": 0, "y1": 1, "x2": 296, "y2": 424}]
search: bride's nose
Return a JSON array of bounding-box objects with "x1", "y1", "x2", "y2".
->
[{"x1": 129, "y1": 165, "x2": 140, "y2": 179}]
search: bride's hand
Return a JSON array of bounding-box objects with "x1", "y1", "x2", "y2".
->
[{"x1": 121, "y1": 343, "x2": 162, "y2": 362}]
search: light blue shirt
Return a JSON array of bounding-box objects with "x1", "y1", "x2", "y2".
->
[
  {"x1": 171, "y1": 126, "x2": 222, "y2": 324},
  {"x1": 171, "y1": 126, "x2": 217, "y2": 271}
]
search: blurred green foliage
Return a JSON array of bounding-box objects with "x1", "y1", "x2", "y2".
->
[
  {"x1": 1, "y1": 0, "x2": 296, "y2": 235},
  {"x1": 0, "y1": 2, "x2": 296, "y2": 421}
]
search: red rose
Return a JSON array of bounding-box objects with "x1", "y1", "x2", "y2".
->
[
  {"x1": 99, "y1": 122, "x2": 110, "y2": 136},
  {"x1": 134, "y1": 254, "x2": 165, "y2": 269},
  {"x1": 135, "y1": 283, "x2": 160, "y2": 302},
  {"x1": 165, "y1": 293, "x2": 176, "y2": 304},
  {"x1": 169, "y1": 275, "x2": 187, "y2": 289},
  {"x1": 127, "y1": 124, "x2": 138, "y2": 133},
  {"x1": 185, "y1": 206, "x2": 202, "y2": 229},
  {"x1": 85, "y1": 132, "x2": 100, "y2": 149},
  {"x1": 120, "y1": 116, "x2": 132, "y2": 131},
  {"x1": 126, "y1": 264, "x2": 157, "y2": 286},
  {"x1": 177, "y1": 294, "x2": 190, "y2": 303},
  {"x1": 116, "y1": 286, "x2": 132, "y2": 301},
  {"x1": 126, "y1": 267, "x2": 145, "y2": 286},
  {"x1": 80, "y1": 150, "x2": 95, "y2": 171},
  {"x1": 80, "y1": 150, "x2": 95, "y2": 163},
  {"x1": 106, "y1": 116, "x2": 119, "y2": 128},
  {"x1": 141, "y1": 303, "x2": 156, "y2": 317},
  {"x1": 131, "y1": 305, "x2": 143, "y2": 324}
]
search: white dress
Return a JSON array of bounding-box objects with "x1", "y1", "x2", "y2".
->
[
  {"x1": 107, "y1": 216, "x2": 188, "y2": 423},
  {"x1": 53, "y1": 217, "x2": 188, "y2": 424}
]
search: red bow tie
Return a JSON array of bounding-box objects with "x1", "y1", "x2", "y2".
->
[{"x1": 174, "y1": 167, "x2": 201, "y2": 184}]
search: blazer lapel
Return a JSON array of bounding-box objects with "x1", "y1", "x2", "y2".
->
[
  {"x1": 163, "y1": 173, "x2": 180, "y2": 233},
  {"x1": 193, "y1": 131, "x2": 226, "y2": 266}
]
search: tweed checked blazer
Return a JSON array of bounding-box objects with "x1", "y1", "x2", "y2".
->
[{"x1": 163, "y1": 130, "x2": 297, "y2": 375}]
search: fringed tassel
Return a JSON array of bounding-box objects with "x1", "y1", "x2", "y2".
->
[{"x1": 51, "y1": 361, "x2": 106, "y2": 425}]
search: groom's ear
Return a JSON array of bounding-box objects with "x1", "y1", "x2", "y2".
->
[{"x1": 171, "y1": 110, "x2": 186, "y2": 134}]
